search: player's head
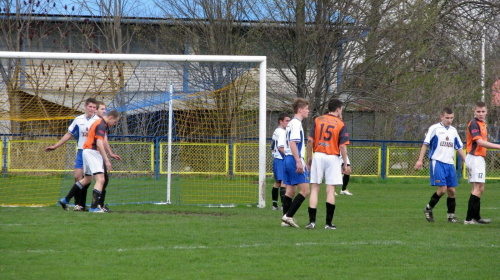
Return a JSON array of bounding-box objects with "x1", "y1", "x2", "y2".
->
[
  {"x1": 84, "y1": 98, "x2": 98, "y2": 116},
  {"x1": 473, "y1": 101, "x2": 487, "y2": 121},
  {"x1": 292, "y1": 98, "x2": 309, "y2": 119},
  {"x1": 327, "y1": 99, "x2": 343, "y2": 114},
  {"x1": 278, "y1": 113, "x2": 291, "y2": 128},
  {"x1": 440, "y1": 106, "x2": 454, "y2": 127},
  {"x1": 104, "y1": 110, "x2": 121, "y2": 126},
  {"x1": 96, "y1": 101, "x2": 106, "y2": 118}
]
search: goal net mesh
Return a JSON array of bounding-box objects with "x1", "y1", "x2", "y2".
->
[{"x1": 0, "y1": 56, "x2": 263, "y2": 207}]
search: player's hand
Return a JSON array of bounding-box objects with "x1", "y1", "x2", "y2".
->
[
  {"x1": 110, "y1": 154, "x2": 122, "y2": 161},
  {"x1": 45, "y1": 146, "x2": 56, "y2": 152},
  {"x1": 296, "y1": 161, "x2": 304, "y2": 174},
  {"x1": 105, "y1": 160, "x2": 112, "y2": 171},
  {"x1": 343, "y1": 165, "x2": 351, "y2": 175},
  {"x1": 414, "y1": 160, "x2": 423, "y2": 170}
]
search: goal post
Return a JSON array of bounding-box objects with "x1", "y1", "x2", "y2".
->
[{"x1": 0, "y1": 51, "x2": 267, "y2": 208}]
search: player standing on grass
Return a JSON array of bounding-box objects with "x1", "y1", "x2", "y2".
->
[
  {"x1": 305, "y1": 98, "x2": 350, "y2": 230},
  {"x1": 82, "y1": 110, "x2": 121, "y2": 212},
  {"x1": 464, "y1": 101, "x2": 499, "y2": 225},
  {"x1": 46, "y1": 98, "x2": 99, "y2": 211},
  {"x1": 415, "y1": 107, "x2": 466, "y2": 223},
  {"x1": 281, "y1": 98, "x2": 310, "y2": 228},
  {"x1": 271, "y1": 113, "x2": 291, "y2": 211}
]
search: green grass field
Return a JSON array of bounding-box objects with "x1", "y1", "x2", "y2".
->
[{"x1": 1, "y1": 177, "x2": 499, "y2": 279}]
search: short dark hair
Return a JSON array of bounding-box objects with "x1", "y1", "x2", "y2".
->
[
  {"x1": 442, "y1": 107, "x2": 453, "y2": 115},
  {"x1": 327, "y1": 99, "x2": 343, "y2": 112},
  {"x1": 292, "y1": 98, "x2": 309, "y2": 114},
  {"x1": 96, "y1": 101, "x2": 106, "y2": 109},
  {"x1": 85, "y1": 98, "x2": 98, "y2": 106},
  {"x1": 476, "y1": 101, "x2": 486, "y2": 108},
  {"x1": 106, "y1": 110, "x2": 120, "y2": 119},
  {"x1": 278, "y1": 113, "x2": 289, "y2": 123}
]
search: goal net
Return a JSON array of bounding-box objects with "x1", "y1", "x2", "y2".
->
[{"x1": 0, "y1": 51, "x2": 267, "y2": 208}]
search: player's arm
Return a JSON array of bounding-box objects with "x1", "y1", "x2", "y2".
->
[
  {"x1": 289, "y1": 141, "x2": 303, "y2": 174},
  {"x1": 104, "y1": 134, "x2": 122, "y2": 161},
  {"x1": 45, "y1": 132, "x2": 73, "y2": 151},
  {"x1": 476, "y1": 138, "x2": 500, "y2": 150},
  {"x1": 457, "y1": 148, "x2": 466, "y2": 163},
  {"x1": 97, "y1": 138, "x2": 112, "y2": 171},
  {"x1": 340, "y1": 144, "x2": 351, "y2": 175},
  {"x1": 306, "y1": 136, "x2": 314, "y2": 169},
  {"x1": 414, "y1": 144, "x2": 428, "y2": 170}
]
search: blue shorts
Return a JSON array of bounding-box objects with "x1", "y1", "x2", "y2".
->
[
  {"x1": 74, "y1": 149, "x2": 83, "y2": 169},
  {"x1": 430, "y1": 160, "x2": 458, "y2": 187},
  {"x1": 273, "y1": 158, "x2": 285, "y2": 182},
  {"x1": 283, "y1": 155, "x2": 309, "y2": 186}
]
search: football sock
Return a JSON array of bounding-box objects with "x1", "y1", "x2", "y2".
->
[
  {"x1": 91, "y1": 189, "x2": 102, "y2": 209},
  {"x1": 100, "y1": 173, "x2": 109, "y2": 207},
  {"x1": 446, "y1": 197, "x2": 456, "y2": 215},
  {"x1": 282, "y1": 195, "x2": 292, "y2": 215},
  {"x1": 466, "y1": 194, "x2": 480, "y2": 221},
  {"x1": 80, "y1": 184, "x2": 90, "y2": 207},
  {"x1": 326, "y1": 202, "x2": 336, "y2": 226},
  {"x1": 428, "y1": 192, "x2": 441, "y2": 209},
  {"x1": 272, "y1": 187, "x2": 279, "y2": 207},
  {"x1": 279, "y1": 187, "x2": 286, "y2": 206},
  {"x1": 475, "y1": 196, "x2": 482, "y2": 220},
  {"x1": 342, "y1": 175, "x2": 350, "y2": 191},
  {"x1": 66, "y1": 181, "x2": 84, "y2": 204},
  {"x1": 308, "y1": 207, "x2": 317, "y2": 223},
  {"x1": 286, "y1": 193, "x2": 305, "y2": 218}
]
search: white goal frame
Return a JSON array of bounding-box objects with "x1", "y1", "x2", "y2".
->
[{"x1": 0, "y1": 51, "x2": 268, "y2": 208}]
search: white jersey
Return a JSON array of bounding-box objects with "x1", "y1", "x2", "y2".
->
[
  {"x1": 284, "y1": 117, "x2": 305, "y2": 159},
  {"x1": 68, "y1": 114, "x2": 100, "y2": 149},
  {"x1": 423, "y1": 122, "x2": 463, "y2": 165},
  {"x1": 271, "y1": 127, "x2": 286, "y2": 159}
]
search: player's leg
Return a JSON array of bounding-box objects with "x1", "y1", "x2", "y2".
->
[
  {"x1": 340, "y1": 163, "x2": 352, "y2": 195},
  {"x1": 424, "y1": 161, "x2": 446, "y2": 222},
  {"x1": 444, "y1": 163, "x2": 460, "y2": 223},
  {"x1": 306, "y1": 183, "x2": 320, "y2": 229},
  {"x1": 99, "y1": 165, "x2": 110, "y2": 211},
  {"x1": 57, "y1": 151, "x2": 84, "y2": 209},
  {"x1": 283, "y1": 182, "x2": 309, "y2": 228},
  {"x1": 464, "y1": 155, "x2": 489, "y2": 224},
  {"x1": 272, "y1": 181, "x2": 280, "y2": 210},
  {"x1": 89, "y1": 173, "x2": 105, "y2": 212},
  {"x1": 325, "y1": 184, "x2": 337, "y2": 229}
]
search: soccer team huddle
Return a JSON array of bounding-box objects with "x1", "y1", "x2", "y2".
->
[
  {"x1": 47, "y1": 98, "x2": 122, "y2": 213},
  {"x1": 272, "y1": 99, "x2": 495, "y2": 229}
]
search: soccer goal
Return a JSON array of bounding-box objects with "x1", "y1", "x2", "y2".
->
[{"x1": 0, "y1": 51, "x2": 267, "y2": 208}]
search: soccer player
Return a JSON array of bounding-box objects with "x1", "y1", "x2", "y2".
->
[
  {"x1": 281, "y1": 98, "x2": 310, "y2": 228},
  {"x1": 415, "y1": 107, "x2": 466, "y2": 223},
  {"x1": 305, "y1": 98, "x2": 350, "y2": 230},
  {"x1": 95, "y1": 101, "x2": 122, "y2": 211},
  {"x1": 464, "y1": 101, "x2": 499, "y2": 224},
  {"x1": 271, "y1": 113, "x2": 291, "y2": 211},
  {"x1": 81, "y1": 110, "x2": 121, "y2": 212},
  {"x1": 46, "y1": 98, "x2": 99, "y2": 211}
]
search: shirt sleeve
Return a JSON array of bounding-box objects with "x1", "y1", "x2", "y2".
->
[
  {"x1": 339, "y1": 125, "x2": 350, "y2": 146},
  {"x1": 469, "y1": 120, "x2": 482, "y2": 141},
  {"x1": 423, "y1": 126, "x2": 435, "y2": 145},
  {"x1": 454, "y1": 129, "x2": 464, "y2": 150},
  {"x1": 67, "y1": 119, "x2": 77, "y2": 135}
]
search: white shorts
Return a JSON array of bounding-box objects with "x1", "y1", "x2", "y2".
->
[
  {"x1": 83, "y1": 149, "x2": 104, "y2": 176},
  {"x1": 310, "y1": 152, "x2": 343, "y2": 185},
  {"x1": 465, "y1": 154, "x2": 485, "y2": 183}
]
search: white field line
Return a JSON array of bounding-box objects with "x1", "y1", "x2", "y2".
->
[{"x1": 5, "y1": 240, "x2": 498, "y2": 254}]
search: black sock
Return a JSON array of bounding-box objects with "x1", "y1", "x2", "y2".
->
[
  {"x1": 100, "y1": 173, "x2": 109, "y2": 207},
  {"x1": 326, "y1": 202, "x2": 336, "y2": 226},
  {"x1": 286, "y1": 193, "x2": 305, "y2": 218},
  {"x1": 428, "y1": 192, "x2": 441, "y2": 209},
  {"x1": 80, "y1": 184, "x2": 90, "y2": 207},
  {"x1": 342, "y1": 175, "x2": 350, "y2": 191},
  {"x1": 466, "y1": 194, "x2": 480, "y2": 221},
  {"x1": 447, "y1": 197, "x2": 456, "y2": 215},
  {"x1": 475, "y1": 196, "x2": 482, "y2": 220},
  {"x1": 91, "y1": 189, "x2": 102, "y2": 209},
  {"x1": 308, "y1": 207, "x2": 317, "y2": 223},
  {"x1": 272, "y1": 187, "x2": 279, "y2": 207},
  {"x1": 66, "y1": 181, "x2": 83, "y2": 204},
  {"x1": 279, "y1": 187, "x2": 286, "y2": 206},
  {"x1": 282, "y1": 195, "x2": 292, "y2": 215}
]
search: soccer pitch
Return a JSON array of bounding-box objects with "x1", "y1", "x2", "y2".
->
[{"x1": 1, "y1": 178, "x2": 499, "y2": 279}]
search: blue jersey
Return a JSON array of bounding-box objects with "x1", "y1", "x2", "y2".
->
[
  {"x1": 68, "y1": 114, "x2": 100, "y2": 149},
  {"x1": 423, "y1": 122, "x2": 463, "y2": 165},
  {"x1": 284, "y1": 117, "x2": 305, "y2": 159}
]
